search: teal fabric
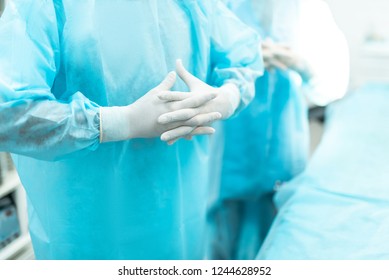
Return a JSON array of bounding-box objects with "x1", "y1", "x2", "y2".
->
[
  {"x1": 0, "y1": 0, "x2": 262, "y2": 259},
  {"x1": 258, "y1": 83, "x2": 389, "y2": 259},
  {"x1": 208, "y1": 0, "x2": 309, "y2": 260},
  {"x1": 208, "y1": 70, "x2": 309, "y2": 260},
  {"x1": 221, "y1": 70, "x2": 308, "y2": 200},
  {"x1": 223, "y1": 0, "x2": 300, "y2": 45}
]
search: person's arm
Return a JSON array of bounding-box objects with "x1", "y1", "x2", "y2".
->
[
  {"x1": 154, "y1": 1, "x2": 264, "y2": 144},
  {"x1": 0, "y1": 0, "x2": 104, "y2": 161},
  {"x1": 1, "y1": 1, "x2": 225, "y2": 157},
  {"x1": 262, "y1": 40, "x2": 315, "y2": 82},
  {"x1": 151, "y1": 1, "x2": 264, "y2": 144},
  {"x1": 209, "y1": 0, "x2": 264, "y2": 115}
]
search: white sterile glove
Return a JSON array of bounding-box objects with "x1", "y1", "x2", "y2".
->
[
  {"x1": 263, "y1": 40, "x2": 314, "y2": 82},
  {"x1": 262, "y1": 39, "x2": 289, "y2": 71},
  {"x1": 157, "y1": 60, "x2": 241, "y2": 144},
  {"x1": 100, "y1": 72, "x2": 222, "y2": 143},
  {"x1": 271, "y1": 44, "x2": 314, "y2": 82}
]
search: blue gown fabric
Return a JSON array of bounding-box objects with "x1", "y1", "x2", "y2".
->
[
  {"x1": 0, "y1": 0, "x2": 262, "y2": 259},
  {"x1": 258, "y1": 83, "x2": 389, "y2": 259},
  {"x1": 208, "y1": 0, "x2": 309, "y2": 260}
]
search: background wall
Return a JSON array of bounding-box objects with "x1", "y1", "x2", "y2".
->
[{"x1": 325, "y1": 0, "x2": 389, "y2": 89}]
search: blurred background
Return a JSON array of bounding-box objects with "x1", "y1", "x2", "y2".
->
[
  {"x1": 309, "y1": 0, "x2": 389, "y2": 153},
  {"x1": 327, "y1": 0, "x2": 389, "y2": 88}
]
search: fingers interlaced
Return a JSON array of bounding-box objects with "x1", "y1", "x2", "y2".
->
[
  {"x1": 164, "y1": 126, "x2": 216, "y2": 145},
  {"x1": 157, "y1": 60, "x2": 222, "y2": 144},
  {"x1": 161, "y1": 126, "x2": 195, "y2": 142},
  {"x1": 158, "y1": 108, "x2": 200, "y2": 124}
]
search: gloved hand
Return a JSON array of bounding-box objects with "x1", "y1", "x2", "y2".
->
[
  {"x1": 272, "y1": 45, "x2": 314, "y2": 82},
  {"x1": 262, "y1": 39, "x2": 314, "y2": 82},
  {"x1": 262, "y1": 39, "x2": 288, "y2": 71},
  {"x1": 100, "y1": 72, "x2": 222, "y2": 143},
  {"x1": 157, "y1": 60, "x2": 241, "y2": 143}
]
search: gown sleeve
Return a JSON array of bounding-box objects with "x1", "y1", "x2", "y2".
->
[
  {"x1": 209, "y1": 0, "x2": 264, "y2": 113},
  {"x1": 0, "y1": 0, "x2": 101, "y2": 161}
]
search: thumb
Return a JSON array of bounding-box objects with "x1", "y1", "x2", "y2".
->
[
  {"x1": 155, "y1": 71, "x2": 177, "y2": 91},
  {"x1": 176, "y1": 59, "x2": 201, "y2": 90}
]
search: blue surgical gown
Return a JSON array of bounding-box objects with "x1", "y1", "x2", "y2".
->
[
  {"x1": 0, "y1": 0, "x2": 262, "y2": 259},
  {"x1": 208, "y1": 0, "x2": 309, "y2": 260}
]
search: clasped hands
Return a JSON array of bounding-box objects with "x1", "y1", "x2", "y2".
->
[
  {"x1": 262, "y1": 39, "x2": 313, "y2": 81},
  {"x1": 157, "y1": 59, "x2": 240, "y2": 144},
  {"x1": 100, "y1": 59, "x2": 240, "y2": 144}
]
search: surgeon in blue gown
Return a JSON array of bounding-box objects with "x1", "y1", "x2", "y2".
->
[
  {"x1": 0, "y1": 0, "x2": 263, "y2": 259},
  {"x1": 208, "y1": 0, "x2": 349, "y2": 260}
]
